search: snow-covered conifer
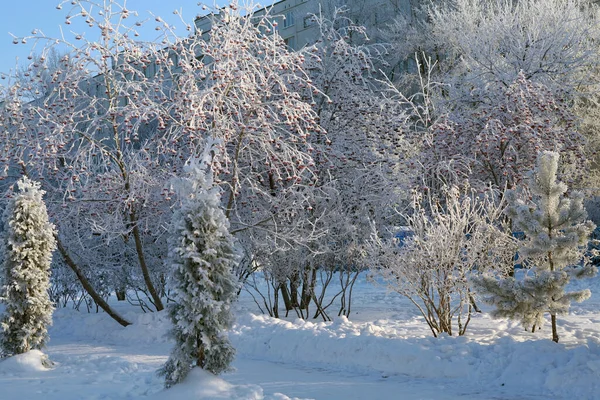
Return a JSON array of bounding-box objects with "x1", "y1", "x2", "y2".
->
[
  {"x1": 159, "y1": 146, "x2": 240, "y2": 388},
  {"x1": 0, "y1": 176, "x2": 56, "y2": 356},
  {"x1": 473, "y1": 151, "x2": 596, "y2": 342}
]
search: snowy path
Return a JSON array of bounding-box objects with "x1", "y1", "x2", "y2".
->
[
  {"x1": 230, "y1": 358, "x2": 491, "y2": 400},
  {"x1": 0, "y1": 339, "x2": 489, "y2": 400}
]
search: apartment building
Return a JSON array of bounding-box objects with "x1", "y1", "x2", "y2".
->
[{"x1": 194, "y1": 0, "x2": 415, "y2": 50}]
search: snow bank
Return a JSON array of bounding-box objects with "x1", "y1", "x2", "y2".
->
[
  {"x1": 231, "y1": 313, "x2": 600, "y2": 400},
  {"x1": 0, "y1": 350, "x2": 52, "y2": 374}
]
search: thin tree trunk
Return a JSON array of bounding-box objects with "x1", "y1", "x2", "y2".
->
[
  {"x1": 311, "y1": 292, "x2": 330, "y2": 322},
  {"x1": 551, "y1": 314, "x2": 559, "y2": 343},
  {"x1": 108, "y1": 90, "x2": 163, "y2": 312},
  {"x1": 130, "y1": 215, "x2": 164, "y2": 311},
  {"x1": 197, "y1": 339, "x2": 205, "y2": 367},
  {"x1": 548, "y1": 229, "x2": 558, "y2": 343},
  {"x1": 289, "y1": 274, "x2": 300, "y2": 308},
  {"x1": 344, "y1": 271, "x2": 360, "y2": 317},
  {"x1": 469, "y1": 291, "x2": 481, "y2": 313},
  {"x1": 280, "y1": 283, "x2": 293, "y2": 312},
  {"x1": 56, "y1": 236, "x2": 131, "y2": 327},
  {"x1": 115, "y1": 289, "x2": 126, "y2": 301},
  {"x1": 272, "y1": 288, "x2": 280, "y2": 318},
  {"x1": 300, "y1": 266, "x2": 316, "y2": 311}
]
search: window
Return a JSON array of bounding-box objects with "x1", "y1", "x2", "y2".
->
[
  {"x1": 283, "y1": 11, "x2": 295, "y2": 28},
  {"x1": 284, "y1": 36, "x2": 296, "y2": 50}
]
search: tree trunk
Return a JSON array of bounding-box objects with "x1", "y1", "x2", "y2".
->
[
  {"x1": 300, "y1": 266, "x2": 316, "y2": 311},
  {"x1": 280, "y1": 283, "x2": 293, "y2": 312},
  {"x1": 289, "y1": 274, "x2": 300, "y2": 308},
  {"x1": 56, "y1": 236, "x2": 131, "y2": 327},
  {"x1": 114, "y1": 142, "x2": 163, "y2": 311},
  {"x1": 130, "y1": 216, "x2": 164, "y2": 311},
  {"x1": 300, "y1": 278, "x2": 310, "y2": 310},
  {"x1": 272, "y1": 288, "x2": 280, "y2": 318},
  {"x1": 196, "y1": 339, "x2": 205, "y2": 368},
  {"x1": 115, "y1": 289, "x2": 126, "y2": 301},
  {"x1": 551, "y1": 313, "x2": 559, "y2": 343}
]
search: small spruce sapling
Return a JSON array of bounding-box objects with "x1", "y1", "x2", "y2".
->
[
  {"x1": 0, "y1": 176, "x2": 56, "y2": 356},
  {"x1": 159, "y1": 144, "x2": 240, "y2": 388},
  {"x1": 473, "y1": 151, "x2": 596, "y2": 343}
]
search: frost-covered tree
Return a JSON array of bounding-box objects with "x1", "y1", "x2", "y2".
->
[
  {"x1": 160, "y1": 146, "x2": 239, "y2": 388},
  {"x1": 423, "y1": 73, "x2": 587, "y2": 191},
  {"x1": 247, "y1": 7, "x2": 415, "y2": 320},
  {"x1": 0, "y1": 176, "x2": 56, "y2": 356},
  {"x1": 418, "y1": 0, "x2": 600, "y2": 187},
  {"x1": 473, "y1": 151, "x2": 596, "y2": 343},
  {"x1": 428, "y1": 0, "x2": 600, "y2": 100},
  {"x1": 0, "y1": 0, "x2": 324, "y2": 318}
]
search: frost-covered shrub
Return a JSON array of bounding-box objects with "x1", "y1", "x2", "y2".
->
[
  {"x1": 473, "y1": 151, "x2": 596, "y2": 343},
  {"x1": 373, "y1": 182, "x2": 517, "y2": 337},
  {"x1": 159, "y1": 152, "x2": 239, "y2": 388},
  {"x1": 0, "y1": 177, "x2": 56, "y2": 356}
]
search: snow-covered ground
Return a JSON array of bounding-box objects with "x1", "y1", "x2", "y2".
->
[{"x1": 1, "y1": 273, "x2": 600, "y2": 399}]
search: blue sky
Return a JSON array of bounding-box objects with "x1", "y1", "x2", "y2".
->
[{"x1": 0, "y1": 0, "x2": 234, "y2": 75}]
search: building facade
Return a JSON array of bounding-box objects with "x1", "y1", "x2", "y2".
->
[{"x1": 194, "y1": 0, "x2": 416, "y2": 50}]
